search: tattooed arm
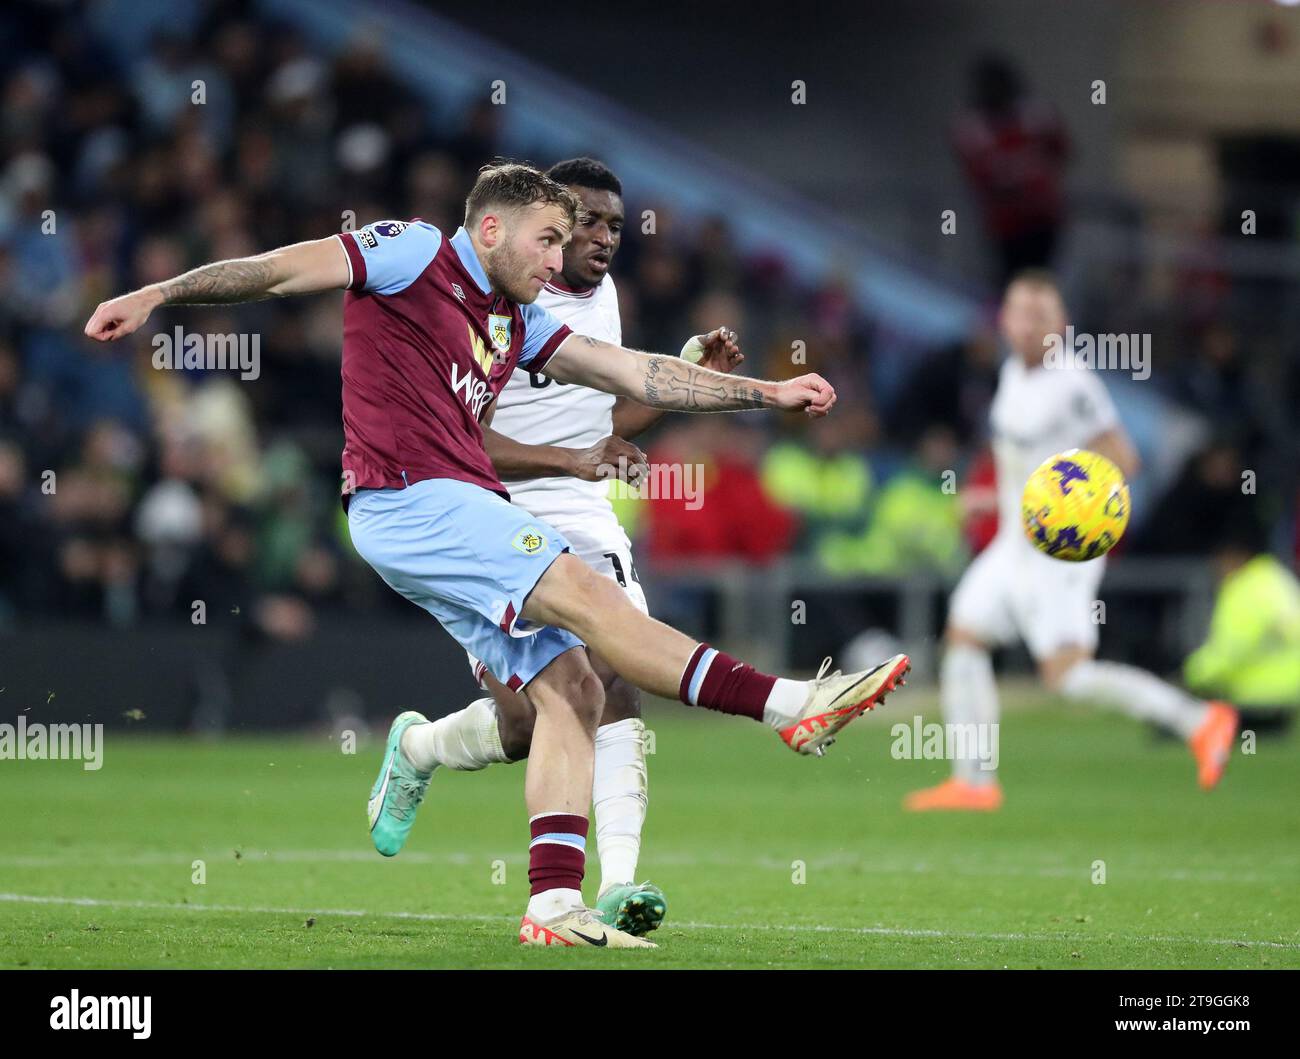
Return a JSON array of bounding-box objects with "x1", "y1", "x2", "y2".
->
[
  {"x1": 545, "y1": 333, "x2": 838, "y2": 417},
  {"x1": 84, "y1": 238, "x2": 350, "y2": 342},
  {"x1": 612, "y1": 326, "x2": 745, "y2": 440}
]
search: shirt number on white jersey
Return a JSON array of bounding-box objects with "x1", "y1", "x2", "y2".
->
[
  {"x1": 603, "y1": 551, "x2": 638, "y2": 588},
  {"x1": 528, "y1": 373, "x2": 566, "y2": 389}
]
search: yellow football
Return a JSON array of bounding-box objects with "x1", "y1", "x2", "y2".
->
[{"x1": 1020, "y1": 449, "x2": 1130, "y2": 562}]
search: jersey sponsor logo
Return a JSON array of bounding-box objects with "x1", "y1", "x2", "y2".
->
[
  {"x1": 372, "y1": 220, "x2": 409, "y2": 238},
  {"x1": 465, "y1": 324, "x2": 496, "y2": 377},
  {"x1": 356, "y1": 229, "x2": 379, "y2": 250},
  {"x1": 488, "y1": 313, "x2": 512, "y2": 354},
  {"x1": 452, "y1": 282, "x2": 466, "y2": 302},
  {"x1": 450, "y1": 360, "x2": 493, "y2": 419},
  {"x1": 512, "y1": 528, "x2": 546, "y2": 556}
]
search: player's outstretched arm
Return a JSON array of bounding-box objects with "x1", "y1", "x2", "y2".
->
[
  {"x1": 611, "y1": 327, "x2": 745, "y2": 440},
  {"x1": 482, "y1": 428, "x2": 647, "y2": 484},
  {"x1": 84, "y1": 237, "x2": 351, "y2": 342},
  {"x1": 547, "y1": 334, "x2": 835, "y2": 417}
]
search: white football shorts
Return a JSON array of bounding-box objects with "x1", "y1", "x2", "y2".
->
[{"x1": 947, "y1": 530, "x2": 1107, "y2": 660}]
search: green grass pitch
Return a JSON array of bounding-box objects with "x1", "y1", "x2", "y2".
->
[{"x1": 2, "y1": 688, "x2": 1297, "y2": 969}]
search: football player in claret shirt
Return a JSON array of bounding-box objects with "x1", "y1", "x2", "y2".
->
[
  {"x1": 454, "y1": 158, "x2": 748, "y2": 937},
  {"x1": 86, "y1": 162, "x2": 911, "y2": 950}
]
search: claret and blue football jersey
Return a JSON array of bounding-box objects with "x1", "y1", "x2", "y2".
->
[
  {"x1": 338, "y1": 219, "x2": 583, "y2": 688},
  {"x1": 335, "y1": 220, "x2": 572, "y2": 499}
]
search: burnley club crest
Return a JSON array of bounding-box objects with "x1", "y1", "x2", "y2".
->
[{"x1": 488, "y1": 313, "x2": 512, "y2": 359}]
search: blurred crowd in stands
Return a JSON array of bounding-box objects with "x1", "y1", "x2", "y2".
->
[{"x1": 1, "y1": 0, "x2": 1296, "y2": 637}]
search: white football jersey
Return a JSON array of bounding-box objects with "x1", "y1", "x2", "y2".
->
[
  {"x1": 989, "y1": 353, "x2": 1121, "y2": 543},
  {"x1": 493, "y1": 275, "x2": 623, "y2": 522}
]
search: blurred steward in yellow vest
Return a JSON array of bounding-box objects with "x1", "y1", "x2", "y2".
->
[
  {"x1": 763, "y1": 423, "x2": 965, "y2": 576},
  {"x1": 1184, "y1": 530, "x2": 1300, "y2": 734}
]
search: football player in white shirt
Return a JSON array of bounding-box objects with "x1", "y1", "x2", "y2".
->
[
  {"x1": 905, "y1": 271, "x2": 1239, "y2": 811},
  {"x1": 398, "y1": 159, "x2": 743, "y2": 934}
]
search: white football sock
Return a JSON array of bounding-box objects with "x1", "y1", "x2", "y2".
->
[
  {"x1": 399, "y1": 697, "x2": 508, "y2": 773},
  {"x1": 592, "y1": 718, "x2": 648, "y2": 895},
  {"x1": 941, "y1": 643, "x2": 1001, "y2": 784},
  {"x1": 1058, "y1": 660, "x2": 1208, "y2": 740},
  {"x1": 762, "y1": 678, "x2": 810, "y2": 728},
  {"x1": 526, "y1": 888, "x2": 584, "y2": 922}
]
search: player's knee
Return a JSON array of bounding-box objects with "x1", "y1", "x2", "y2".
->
[
  {"x1": 1045, "y1": 664, "x2": 1080, "y2": 695},
  {"x1": 564, "y1": 665, "x2": 606, "y2": 731},
  {"x1": 532, "y1": 653, "x2": 606, "y2": 732},
  {"x1": 599, "y1": 675, "x2": 641, "y2": 725},
  {"x1": 1042, "y1": 652, "x2": 1093, "y2": 694},
  {"x1": 945, "y1": 626, "x2": 986, "y2": 651}
]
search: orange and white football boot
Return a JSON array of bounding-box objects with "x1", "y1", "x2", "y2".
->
[
  {"x1": 779, "y1": 654, "x2": 911, "y2": 756},
  {"x1": 519, "y1": 906, "x2": 656, "y2": 949}
]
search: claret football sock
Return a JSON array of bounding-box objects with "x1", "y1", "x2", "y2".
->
[
  {"x1": 592, "y1": 718, "x2": 648, "y2": 894},
  {"x1": 677, "y1": 644, "x2": 807, "y2": 726},
  {"x1": 399, "y1": 697, "x2": 508, "y2": 773},
  {"x1": 526, "y1": 812, "x2": 588, "y2": 921}
]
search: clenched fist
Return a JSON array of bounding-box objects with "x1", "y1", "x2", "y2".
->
[
  {"x1": 570, "y1": 436, "x2": 648, "y2": 484},
  {"x1": 772, "y1": 373, "x2": 837, "y2": 417},
  {"x1": 84, "y1": 288, "x2": 164, "y2": 342}
]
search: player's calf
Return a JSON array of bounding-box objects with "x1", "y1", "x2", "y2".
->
[
  {"x1": 518, "y1": 651, "x2": 607, "y2": 933},
  {"x1": 482, "y1": 669, "x2": 536, "y2": 762},
  {"x1": 480, "y1": 652, "x2": 638, "y2": 764},
  {"x1": 525, "y1": 555, "x2": 911, "y2": 755},
  {"x1": 596, "y1": 671, "x2": 642, "y2": 725}
]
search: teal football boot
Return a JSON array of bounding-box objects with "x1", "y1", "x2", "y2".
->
[
  {"x1": 594, "y1": 882, "x2": 668, "y2": 936},
  {"x1": 367, "y1": 711, "x2": 434, "y2": 856}
]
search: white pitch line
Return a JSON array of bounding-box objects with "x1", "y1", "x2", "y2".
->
[
  {"x1": 1, "y1": 892, "x2": 1296, "y2": 952},
  {"x1": 0, "y1": 892, "x2": 508, "y2": 925},
  {"x1": 0, "y1": 848, "x2": 1294, "y2": 885}
]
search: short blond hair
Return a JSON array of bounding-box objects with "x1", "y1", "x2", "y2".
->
[{"x1": 464, "y1": 161, "x2": 583, "y2": 230}]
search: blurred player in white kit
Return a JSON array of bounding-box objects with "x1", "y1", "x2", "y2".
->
[{"x1": 905, "y1": 271, "x2": 1239, "y2": 811}]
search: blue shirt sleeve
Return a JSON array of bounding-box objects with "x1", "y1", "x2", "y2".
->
[
  {"x1": 518, "y1": 300, "x2": 572, "y2": 370},
  {"x1": 339, "y1": 220, "x2": 441, "y2": 295}
]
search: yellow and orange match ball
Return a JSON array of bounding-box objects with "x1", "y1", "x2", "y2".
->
[{"x1": 1021, "y1": 449, "x2": 1131, "y2": 562}]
